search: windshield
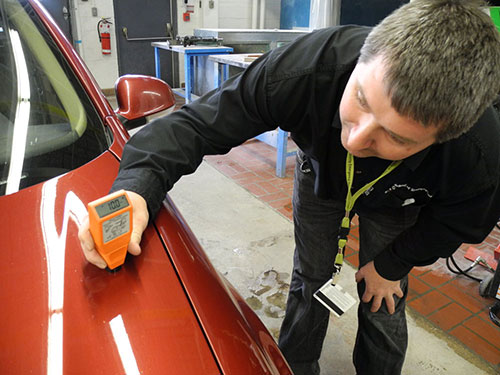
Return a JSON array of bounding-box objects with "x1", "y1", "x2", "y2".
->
[{"x1": 0, "y1": 0, "x2": 110, "y2": 196}]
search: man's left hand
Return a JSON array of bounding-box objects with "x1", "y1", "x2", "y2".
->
[{"x1": 355, "y1": 261, "x2": 403, "y2": 314}]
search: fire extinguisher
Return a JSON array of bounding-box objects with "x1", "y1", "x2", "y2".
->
[{"x1": 97, "y1": 17, "x2": 112, "y2": 55}]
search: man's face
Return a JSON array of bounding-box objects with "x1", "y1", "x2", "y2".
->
[{"x1": 339, "y1": 57, "x2": 438, "y2": 161}]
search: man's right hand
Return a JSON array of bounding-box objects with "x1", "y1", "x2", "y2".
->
[{"x1": 78, "y1": 190, "x2": 149, "y2": 269}]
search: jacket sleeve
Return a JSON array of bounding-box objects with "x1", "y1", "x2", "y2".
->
[
  {"x1": 111, "y1": 52, "x2": 279, "y2": 218},
  {"x1": 374, "y1": 183, "x2": 500, "y2": 280}
]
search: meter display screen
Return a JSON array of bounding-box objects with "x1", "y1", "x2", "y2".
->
[{"x1": 95, "y1": 195, "x2": 130, "y2": 218}]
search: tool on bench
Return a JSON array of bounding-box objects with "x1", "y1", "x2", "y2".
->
[{"x1": 170, "y1": 35, "x2": 223, "y2": 47}]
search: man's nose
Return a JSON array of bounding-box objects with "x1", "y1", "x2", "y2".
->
[{"x1": 346, "y1": 117, "x2": 376, "y2": 151}]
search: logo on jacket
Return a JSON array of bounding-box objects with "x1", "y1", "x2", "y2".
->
[{"x1": 384, "y1": 184, "x2": 433, "y2": 207}]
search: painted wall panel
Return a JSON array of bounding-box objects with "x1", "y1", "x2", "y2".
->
[{"x1": 280, "y1": 0, "x2": 310, "y2": 29}]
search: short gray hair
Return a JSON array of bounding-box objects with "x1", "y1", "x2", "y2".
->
[{"x1": 359, "y1": 0, "x2": 500, "y2": 143}]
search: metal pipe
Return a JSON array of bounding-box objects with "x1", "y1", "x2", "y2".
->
[{"x1": 252, "y1": 0, "x2": 258, "y2": 29}]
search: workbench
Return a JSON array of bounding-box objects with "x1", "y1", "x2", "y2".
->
[
  {"x1": 152, "y1": 42, "x2": 233, "y2": 103},
  {"x1": 209, "y1": 53, "x2": 296, "y2": 178}
]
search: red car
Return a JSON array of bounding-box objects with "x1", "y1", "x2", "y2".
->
[{"x1": 0, "y1": 0, "x2": 291, "y2": 373}]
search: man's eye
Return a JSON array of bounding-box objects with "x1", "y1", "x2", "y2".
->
[
  {"x1": 356, "y1": 90, "x2": 368, "y2": 109},
  {"x1": 389, "y1": 133, "x2": 406, "y2": 145}
]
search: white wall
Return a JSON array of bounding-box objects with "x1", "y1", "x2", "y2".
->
[
  {"x1": 73, "y1": 0, "x2": 119, "y2": 90},
  {"x1": 218, "y1": 0, "x2": 252, "y2": 28},
  {"x1": 266, "y1": 0, "x2": 281, "y2": 29},
  {"x1": 218, "y1": 0, "x2": 280, "y2": 29}
]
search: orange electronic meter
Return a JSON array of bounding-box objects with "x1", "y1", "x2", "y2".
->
[{"x1": 88, "y1": 190, "x2": 133, "y2": 270}]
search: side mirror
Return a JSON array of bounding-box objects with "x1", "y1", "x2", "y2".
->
[{"x1": 114, "y1": 74, "x2": 176, "y2": 129}]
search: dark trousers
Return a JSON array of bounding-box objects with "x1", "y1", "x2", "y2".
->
[{"x1": 278, "y1": 151, "x2": 419, "y2": 375}]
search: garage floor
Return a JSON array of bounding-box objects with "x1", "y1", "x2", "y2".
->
[
  {"x1": 126, "y1": 95, "x2": 499, "y2": 374},
  {"x1": 170, "y1": 160, "x2": 496, "y2": 375},
  {"x1": 199, "y1": 138, "x2": 500, "y2": 371}
]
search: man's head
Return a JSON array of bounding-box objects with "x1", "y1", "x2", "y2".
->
[{"x1": 339, "y1": 0, "x2": 500, "y2": 160}]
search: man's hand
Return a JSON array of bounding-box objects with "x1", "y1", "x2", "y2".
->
[
  {"x1": 78, "y1": 190, "x2": 149, "y2": 269},
  {"x1": 355, "y1": 261, "x2": 403, "y2": 314}
]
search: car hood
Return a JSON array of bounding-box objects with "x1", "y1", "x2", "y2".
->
[{"x1": 0, "y1": 151, "x2": 220, "y2": 374}]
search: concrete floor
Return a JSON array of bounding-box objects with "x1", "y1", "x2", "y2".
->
[{"x1": 170, "y1": 161, "x2": 495, "y2": 375}]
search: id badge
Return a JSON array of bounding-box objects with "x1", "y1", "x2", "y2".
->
[{"x1": 314, "y1": 279, "x2": 356, "y2": 317}]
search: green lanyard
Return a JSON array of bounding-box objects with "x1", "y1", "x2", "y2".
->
[{"x1": 332, "y1": 152, "x2": 402, "y2": 282}]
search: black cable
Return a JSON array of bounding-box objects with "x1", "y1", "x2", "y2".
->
[
  {"x1": 446, "y1": 255, "x2": 482, "y2": 282},
  {"x1": 446, "y1": 255, "x2": 500, "y2": 327},
  {"x1": 447, "y1": 255, "x2": 477, "y2": 274}
]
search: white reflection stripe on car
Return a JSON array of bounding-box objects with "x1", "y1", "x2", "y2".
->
[
  {"x1": 110, "y1": 314, "x2": 141, "y2": 375},
  {"x1": 40, "y1": 177, "x2": 87, "y2": 375}
]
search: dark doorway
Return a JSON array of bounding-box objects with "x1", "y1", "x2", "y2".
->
[
  {"x1": 112, "y1": 0, "x2": 178, "y2": 87},
  {"x1": 39, "y1": 0, "x2": 73, "y2": 41},
  {"x1": 340, "y1": 0, "x2": 409, "y2": 26}
]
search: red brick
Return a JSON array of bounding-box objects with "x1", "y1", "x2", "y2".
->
[
  {"x1": 228, "y1": 162, "x2": 247, "y2": 173},
  {"x1": 349, "y1": 225, "x2": 360, "y2": 239},
  {"x1": 268, "y1": 198, "x2": 292, "y2": 210},
  {"x1": 345, "y1": 253, "x2": 359, "y2": 268},
  {"x1": 233, "y1": 175, "x2": 264, "y2": 186},
  {"x1": 344, "y1": 245, "x2": 358, "y2": 257},
  {"x1": 351, "y1": 215, "x2": 359, "y2": 226},
  {"x1": 257, "y1": 181, "x2": 281, "y2": 194},
  {"x1": 346, "y1": 236, "x2": 359, "y2": 252},
  {"x1": 233, "y1": 153, "x2": 258, "y2": 163},
  {"x1": 246, "y1": 166, "x2": 272, "y2": 176},
  {"x1": 260, "y1": 192, "x2": 289, "y2": 203},
  {"x1": 438, "y1": 283, "x2": 490, "y2": 313},
  {"x1": 226, "y1": 150, "x2": 247, "y2": 159},
  {"x1": 410, "y1": 266, "x2": 431, "y2": 277},
  {"x1": 450, "y1": 325, "x2": 500, "y2": 366},
  {"x1": 408, "y1": 290, "x2": 452, "y2": 316},
  {"x1": 419, "y1": 269, "x2": 453, "y2": 287},
  {"x1": 204, "y1": 154, "x2": 225, "y2": 163},
  {"x1": 463, "y1": 316, "x2": 500, "y2": 349},
  {"x1": 277, "y1": 207, "x2": 293, "y2": 221},
  {"x1": 275, "y1": 182, "x2": 294, "y2": 191},
  {"x1": 215, "y1": 164, "x2": 241, "y2": 177},
  {"x1": 449, "y1": 277, "x2": 487, "y2": 302},
  {"x1": 256, "y1": 170, "x2": 277, "y2": 180},
  {"x1": 245, "y1": 160, "x2": 268, "y2": 168},
  {"x1": 231, "y1": 171, "x2": 257, "y2": 181},
  {"x1": 242, "y1": 183, "x2": 267, "y2": 197},
  {"x1": 407, "y1": 288, "x2": 418, "y2": 303},
  {"x1": 427, "y1": 302, "x2": 472, "y2": 331},
  {"x1": 484, "y1": 237, "x2": 499, "y2": 247},
  {"x1": 408, "y1": 274, "x2": 431, "y2": 295}
]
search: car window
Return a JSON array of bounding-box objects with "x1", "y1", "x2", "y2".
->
[{"x1": 0, "y1": 0, "x2": 111, "y2": 196}]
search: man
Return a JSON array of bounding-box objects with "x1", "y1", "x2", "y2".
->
[{"x1": 79, "y1": 0, "x2": 500, "y2": 374}]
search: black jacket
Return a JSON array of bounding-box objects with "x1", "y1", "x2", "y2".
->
[{"x1": 112, "y1": 26, "x2": 500, "y2": 280}]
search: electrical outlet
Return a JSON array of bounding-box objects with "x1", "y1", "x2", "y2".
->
[{"x1": 91, "y1": 7, "x2": 98, "y2": 17}]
